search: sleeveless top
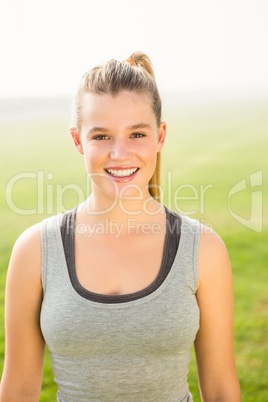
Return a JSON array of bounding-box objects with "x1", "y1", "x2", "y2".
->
[{"x1": 40, "y1": 204, "x2": 200, "y2": 402}]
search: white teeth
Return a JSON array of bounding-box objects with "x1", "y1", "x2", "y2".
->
[{"x1": 106, "y1": 168, "x2": 138, "y2": 177}]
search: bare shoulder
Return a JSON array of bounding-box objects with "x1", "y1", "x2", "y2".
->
[
  {"x1": 8, "y1": 221, "x2": 43, "y2": 285},
  {"x1": 196, "y1": 224, "x2": 232, "y2": 291},
  {"x1": 198, "y1": 223, "x2": 229, "y2": 259},
  {"x1": 14, "y1": 221, "x2": 42, "y2": 250}
]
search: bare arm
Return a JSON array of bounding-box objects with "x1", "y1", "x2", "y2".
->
[
  {"x1": 194, "y1": 227, "x2": 241, "y2": 401},
  {"x1": 0, "y1": 223, "x2": 45, "y2": 401}
]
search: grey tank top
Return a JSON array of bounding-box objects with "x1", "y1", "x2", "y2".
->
[{"x1": 40, "y1": 205, "x2": 200, "y2": 402}]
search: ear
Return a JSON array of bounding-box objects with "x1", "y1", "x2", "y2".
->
[
  {"x1": 156, "y1": 122, "x2": 166, "y2": 152},
  {"x1": 70, "y1": 128, "x2": 84, "y2": 155}
]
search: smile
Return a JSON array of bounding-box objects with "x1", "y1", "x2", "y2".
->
[{"x1": 105, "y1": 168, "x2": 139, "y2": 177}]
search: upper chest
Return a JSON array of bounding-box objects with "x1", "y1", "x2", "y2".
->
[{"x1": 73, "y1": 224, "x2": 167, "y2": 296}]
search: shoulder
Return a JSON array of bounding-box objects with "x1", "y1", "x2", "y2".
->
[
  {"x1": 9, "y1": 212, "x2": 62, "y2": 278},
  {"x1": 198, "y1": 223, "x2": 229, "y2": 263},
  {"x1": 7, "y1": 212, "x2": 64, "y2": 293},
  {"x1": 197, "y1": 223, "x2": 232, "y2": 291},
  {"x1": 7, "y1": 213, "x2": 64, "y2": 299},
  {"x1": 4, "y1": 221, "x2": 46, "y2": 306},
  {"x1": 9, "y1": 222, "x2": 43, "y2": 280},
  {"x1": 165, "y1": 208, "x2": 229, "y2": 264},
  {"x1": 12, "y1": 212, "x2": 63, "y2": 259},
  {"x1": 12, "y1": 221, "x2": 42, "y2": 259}
]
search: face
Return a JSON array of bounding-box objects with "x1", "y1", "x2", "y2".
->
[{"x1": 71, "y1": 90, "x2": 166, "y2": 202}]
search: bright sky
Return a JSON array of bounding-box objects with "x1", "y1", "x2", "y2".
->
[{"x1": 1, "y1": 0, "x2": 268, "y2": 98}]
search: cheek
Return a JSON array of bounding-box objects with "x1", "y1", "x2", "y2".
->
[
  {"x1": 83, "y1": 146, "x2": 105, "y2": 167},
  {"x1": 136, "y1": 141, "x2": 158, "y2": 162}
]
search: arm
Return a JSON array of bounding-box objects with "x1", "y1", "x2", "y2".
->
[
  {"x1": 194, "y1": 227, "x2": 241, "y2": 402},
  {"x1": 0, "y1": 223, "x2": 45, "y2": 401}
]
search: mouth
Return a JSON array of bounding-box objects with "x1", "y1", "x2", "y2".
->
[{"x1": 104, "y1": 167, "x2": 139, "y2": 177}]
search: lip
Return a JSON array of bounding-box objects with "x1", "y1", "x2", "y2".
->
[
  {"x1": 104, "y1": 166, "x2": 139, "y2": 170},
  {"x1": 104, "y1": 167, "x2": 140, "y2": 183}
]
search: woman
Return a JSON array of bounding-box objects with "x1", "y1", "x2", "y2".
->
[{"x1": 0, "y1": 52, "x2": 241, "y2": 401}]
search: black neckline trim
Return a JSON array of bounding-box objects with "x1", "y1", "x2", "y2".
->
[{"x1": 60, "y1": 205, "x2": 181, "y2": 304}]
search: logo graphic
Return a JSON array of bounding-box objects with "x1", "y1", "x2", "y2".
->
[{"x1": 228, "y1": 170, "x2": 263, "y2": 232}]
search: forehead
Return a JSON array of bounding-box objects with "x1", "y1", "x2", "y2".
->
[{"x1": 80, "y1": 91, "x2": 156, "y2": 129}]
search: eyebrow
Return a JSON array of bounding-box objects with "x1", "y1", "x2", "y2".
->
[{"x1": 87, "y1": 123, "x2": 152, "y2": 135}]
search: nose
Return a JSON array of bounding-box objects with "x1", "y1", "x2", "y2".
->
[{"x1": 109, "y1": 138, "x2": 132, "y2": 161}]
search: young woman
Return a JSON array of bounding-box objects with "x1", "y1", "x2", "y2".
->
[{"x1": 0, "y1": 52, "x2": 241, "y2": 401}]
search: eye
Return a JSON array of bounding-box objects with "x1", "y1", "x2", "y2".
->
[
  {"x1": 93, "y1": 135, "x2": 110, "y2": 140},
  {"x1": 131, "y1": 132, "x2": 145, "y2": 138}
]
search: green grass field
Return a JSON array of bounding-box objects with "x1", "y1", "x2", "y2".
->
[{"x1": 0, "y1": 95, "x2": 267, "y2": 400}]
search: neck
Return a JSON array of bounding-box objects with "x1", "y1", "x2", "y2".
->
[{"x1": 78, "y1": 192, "x2": 165, "y2": 224}]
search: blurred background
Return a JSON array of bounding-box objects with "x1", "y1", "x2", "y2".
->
[{"x1": 0, "y1": 0, "x2": 267, "y2": 400}]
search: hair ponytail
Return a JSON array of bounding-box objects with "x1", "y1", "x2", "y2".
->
[{"x1": 128, "y1": 52, "x2": 156, "y2": 81}]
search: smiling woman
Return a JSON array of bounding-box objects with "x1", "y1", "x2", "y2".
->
[
  {"x1": 0, "y1": 52, "x2": 241, "y2": 401},
  {"x1": 71, "y1": 90, "x2": 165, "y2": 203}
]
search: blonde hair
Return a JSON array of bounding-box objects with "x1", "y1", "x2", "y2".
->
[{"x1": 71, "y1": 51, "x2": 162, "y2": 200}]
